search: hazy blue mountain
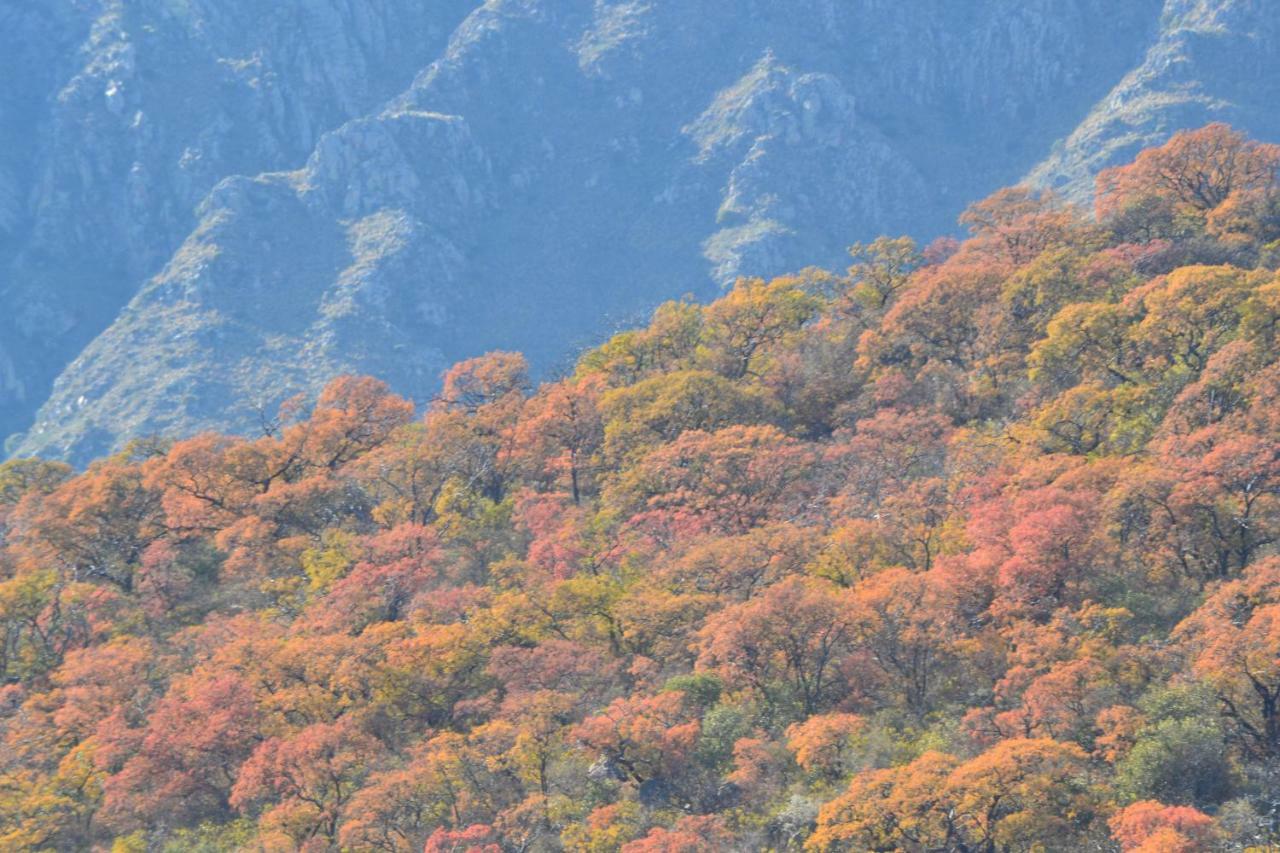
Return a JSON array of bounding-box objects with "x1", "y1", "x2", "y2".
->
[
  {"x1": 0, "y1": 0, "x2": 479, "y2": 451},
  {"x1": 6, "y1": 0, "x2": 1275, "y2": 463}
]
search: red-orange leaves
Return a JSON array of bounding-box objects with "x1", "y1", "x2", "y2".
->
[
  {"x1": 231, "y1": 716, "x2": 382, "y2": 846},
  {"x1": 1176, "y1": 557, "x2": 1280, "y2": 758},
  {"x1": 100, "y1": 672, "x2": 262, "y2": 832},
  {"x1": 621, "y1": 815, "x2": 734, "y2": 853},
  {"x1": 809, "y1": 739, "x2": 1095, "y2": 852},
  {"x1": 845, "y1": 567, "x2": 957, "y2": 716},
  {"x1": 807, "y1": 750, "x2": 960, "y2": 852},
  {"x1": 1109, "y1": 801, "x2": 1217, "y2": 852},
  {"x1": 9, "y1": 458, "x2": 164, "y2": 593},
  {"x1": 785, "y1": 712, "x2": 866, "y2": 780},
  {"x1": 697, "y1": 576, "x2": 853, "y2": 715},
  {"x1": 572, "y1": 691, "x2": 699, "y2": 787},
  {"x1": 304, "y1": 524, "x2": 445, "y2": 632},
  {"x1": 423, "y1": 824, "x2": 502, "y2": 853},
  {"x1": 613, "y1": 425, "x2": 816, "y2": 536},
  {"x1": 511, "y1": 375, "x2": 604, "y2": 504},
  {"x1": 1098, "y1": 123, "x2": 1280, "y2": 219},
  {"x1": 960, "y1": 186, "x2": 1084, "y2": 266}
]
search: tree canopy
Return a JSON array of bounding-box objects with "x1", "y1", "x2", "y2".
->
[{"x1": 3, "y1": 125, "x2": 1280, "y2": 851}]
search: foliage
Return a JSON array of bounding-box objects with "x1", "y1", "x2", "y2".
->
[{"x1": 2, "y1": 125, "x2": 1280, "y2": 850}]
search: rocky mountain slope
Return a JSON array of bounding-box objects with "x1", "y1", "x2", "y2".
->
[
  {"x1": 5, "y1": 0, "x2": 1276, "y2": 463},
  {"x1": 1032, "y1": 0, "x2": 1280, "y2": 197},
  {"x1": 0, "y1": 0, "x2": 479, "y2": 452}
]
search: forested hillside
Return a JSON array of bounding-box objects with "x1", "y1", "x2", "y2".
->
[{"x1": 3, "y1": 125, "x2": 1280, "y2": 851}]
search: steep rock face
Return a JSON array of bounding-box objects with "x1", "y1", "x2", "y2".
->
[
  {"x1": 0, "y1": 0, "x2": 479, "y2": 445},
  {"x1": 27, "y1": 111, "x2": 488, "y2": 459},
  {"x1": 7, "y1": 0, "x2": 1214, "y2": 463},
  {"x1": 0, "y1": 3, "x2": 93, "y2": 417},
  {"x1": 1031, "y1": 0, "x2": 1280, "y2": 199}
]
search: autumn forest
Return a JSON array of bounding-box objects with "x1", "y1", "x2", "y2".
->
[{"x1": 3, "y1": 124, "x2": 1280, "y2": 852}]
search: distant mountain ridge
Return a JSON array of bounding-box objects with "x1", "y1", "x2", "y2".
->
[{"x1": 4, "y1": 0, "x2": 1276, "y2": 463}]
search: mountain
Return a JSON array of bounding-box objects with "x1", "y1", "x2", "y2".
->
[
  {"x1": 0, "y1": 0, "x2": 479, "y2": 454},
  {"x1": 6, "y1": 0, "x2": 1277, "y2": 463}
]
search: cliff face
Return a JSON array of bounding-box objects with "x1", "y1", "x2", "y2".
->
[
  {"x1": 8, "y1": 0, "x2": 1272, "y2": 463},
  {"x1": 0, "y1": 0, "x2": 478, "y2": 447}
]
